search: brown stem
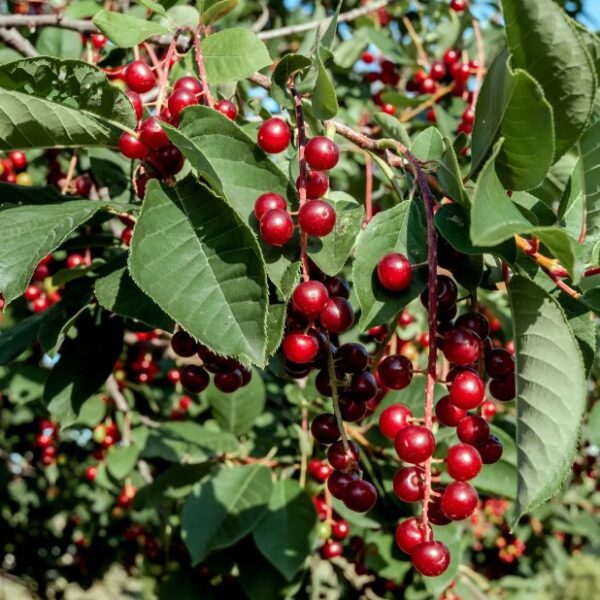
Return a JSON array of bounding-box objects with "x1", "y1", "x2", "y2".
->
[
  {"x1": 194, "y1": 26, "x2": 214, "y2": 108},
  {"x1": 61, "y1": 151, "x2": 79, "y2": 194},
  {"x1": 326, "y1": 338, "x2": 351, "y2": 454},
  {"x1": 155, "y1": 37, "x2": 178, "y2": 115},
  {"x1": 364, "y1": 153, "x2": 373, "y2": 224},
  {"x1": 402, "y1": 16, "x2": 428, "y2": 67},
  {"x1": 399, "y1": 84, "x2": 455, "y2": 123}
]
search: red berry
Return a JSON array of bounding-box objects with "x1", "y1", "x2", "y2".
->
[
  {"x1": 441, "y1": 481, "x2": 478, "y2": 520},
  {"x1": 254, "y1": 193, "x2": 287, "y2": 220},
  {"x1": 124, "y1": 90, "x2": 143, "y2": 122},
  {"x1": 75, "y1": 173, "x2": 93, "y2": 197},
  {"x1": 178, "y1": 395, "x2": 192, "y2": 411},
  {"x1": 361, "y1": 51, "x2": 375, "y2": 63},
  {"x1": 332, "y1": 519, "x2": 350, "y2": 540},
  {"x1": 32, "y1": 295, "x2": 50, "y2": 312},
  {"x1": 381, "y1": 103, "x2": 396, "y2": 115},
  {"x1": 411, "y1": 541, "x2": 450, "y2": 577},
  {"x1": 321, "y1": 539, "x2": 344, "y2": 559},
  {"x1": 298, "y1": 200, "x2": 336, "y2": 237},
  {"x1": 139, "y1": 117, "x2": 169, "y2": 150},
  {"x1": 379, "y1": 403, "x2": 412, "y2": 439},
  {"x1": 420, "y1": 77, "x2": 437, "y2": 95},
  {"x1": 90, "y1": 33, "x2": 107, "y2": 49},
  {"x1": 311, "y1": 413, "x2": 341, "y2": 444},
  {"x1": 327, "y1": 440, "x2": 360, "y2": 470},
  {"x1": 343, "y1": 479, "x2": 377, "y2": 512},
  {"x1": 214, "y1": 369, "x2": 243, "y2": 393},
  {"x1": 305, "y1": 137, "x2": 339, "y2": 171},
  {"x1": 319, "y1": 297, "x2": 354, "y2": 333},
  {"x1": 442, "y1": 328, "x2": 481, "y2": 366},
  {"x1": 395, "y1": 425, "x2": 435, "y2": 464},
  {"x1": 168, "y1": 89, "x2": 198, "y2": 121},
  {"x1": 462, "y1": 106, "x2": 475, "y2": 124},
  {"x1": 443, "y1": 49, "x2": 460, "y2": 67},
  {"x1": 85, "y1": 465, "x2": 97, "y2": 481},
  {"x1": 481, "y1": 399, "x2": 497, "y2": 421},
  {"x1": 446, "y1": 443, "x2": 482, "y2": 481},
  {"x1": 121, "y1": 227, "x2": 133, "y2": 246},
  {"x1": 450, "y1": 0, "x2": 468, "y2": 12},
  {"x1": 485, "y1": 349, "x2": 515, "y2": 378},
  {"x1": 435, "y1": 395, "x2": 466, "y2": 427},
  {"x1": 303, "y1": 170, "x2": 329, "y2": 199},
  {"x1": 377, "y1": 355, "x2": 413, "y2": 390},
  {"x1": 457, "y1": 415, "x2": 490, "y2": 445},
  {"x1": 174, "y1": 76, "x2": 202, "y2": 94},
  {"x1": 421, "y1": 275, "x2": 458, "y2": 312},
  {"x1": 339, "y1": 399, "x2": 368, "y2": 422},
  {"x1": 24, "y1": 284, "x2": 41, "y2": 302},
  {"x1": 259, "y1": 208, "x2": 294, "y2": 246},
  {"x1": 8, "y1": 150, "x2": 27, "y2": 171},
  {"x1": 118, "y1": 132, "x2": 148, "y2": 160},
  {"x1": 308, "y1": 458, "x2": 332, "y2": 482},
  {"x1": 292, "y1": 281, "x2": 329, "y2": 318},
  {"x1": 257, "y1": 118, "x2": 290, "y2": 153},
  {"x1": 327, "y1": 469, "x2": 358, "y2": 499},
  {"x1": 147, "y1": 144, "x2": 185, "y2": 176},
  {"x1": 124, "y1": 60, "x2": 155, "y2": 93},
  {"x1": 171, "y1": 330, "x2": 198, "y2": 357},
  {"x1": 451, "y1": 62, "x2": 471, "y2": 83},
  {"x1": 350, "y1": 371, "x2": 378, "y2": 402},
  {"x1": 282, "y1": 332, "x2": 319, "y2": 364},
  {"x1": 456, "y1": 313, "x2": 490, "y2": 340},
  {"x1": 395, "y1": 517, "x2": 429, "y2": 554},
  {"x1": 66, "y1": 254, "x2": 85, "y2": 269},
  {"x1": 324, "y1": 276, "x2": 350, "y2": 299},
  {"x1": 429, "y1": 62, "x2": 446, "y2": 80},
  {"x1": 215, "y1": 99, "x2": 238, "y2": 120},
  {"x1": 476, "y1": 435, "x2": 503, "y2": 464},
  {"x1": 376, "y1": 252, "x2": 412, "y2": 292},
  {"x1": 489, "y1": 376, "x2": 516, "y2": 401},
  {"x1": 449, "y1": 370, "x2": 485, "y2": 410},
  {"x1": 393, "y1": 466, "x2": 425, "y2": 502},
  {"x1": 179, "y1": 365, "x2": 210, "y2": 394},
  {"x1": 335, "y1": 343, "x2": 369, "y2": 373}
]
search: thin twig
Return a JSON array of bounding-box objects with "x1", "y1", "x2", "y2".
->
[
  {"x1": 402, "y1": 16, "x2": 428, "y2": 66},
  {"x1": 0, "y1": 26, "x2": 38, "y2": 56},
  {"x1": 399, "y1": 83, "x2": 454, "y2": 123},
  {"x1": 194, "y1": 26, "x2": 214, "y2": 108},
  {"x1": 364, "y1": 153, "x2": 373, "y2": 224}
]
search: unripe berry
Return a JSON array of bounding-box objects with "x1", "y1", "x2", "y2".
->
[
  {"x1": 305, "y1": 136, "x2": 339, "y2": 171},
  {"x1": 257, "y1": 118, "x2": 290, "y2": 153}
]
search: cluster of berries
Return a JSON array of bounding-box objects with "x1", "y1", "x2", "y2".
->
[
  {"x1": 0, "y1": 150, "x2": 31, "y2": 186},
  {"x1": 35, "y1": 419, "x2": 59, "y2": 466}
]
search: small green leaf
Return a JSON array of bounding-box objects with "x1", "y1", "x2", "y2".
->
[
  {"x1": 0, "y1": 313, "x2": 45, "y2": 365},
  {"x1": 271, "y1": 54, "x2": 312, "y2": 110},
  {"x1": 106, "y1": 444, "x2": 140, "y2": 479},
  {"x1": 438, "y1": 137, "x2": 469, "y2": 206},
  {"x1": 311, "y1": 49, "x2": 338, "y2": 120},
  {"x1": 372, "y1": 112, "x2": 411, "y2": 148},
  {"x1": 134, "y1": 0, "x2": 167, "y2": 16},
  {"x1": 93, "y1": 10, "x2": 171, "y2": 47},
  {"x1": 201, "y1": 0, "x2": 238, "y2": 25},
  {"x1": 411, "y1": 126, "x2": 444, "y2": 162},
  {"x1": 580, "y1": 99, "x2": 600, "y2": 243}
]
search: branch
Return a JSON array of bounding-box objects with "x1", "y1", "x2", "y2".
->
[
  {"x1": 0, "y1": 26, "x2": 38, "y2": 57},
  {"x1": 0, "y1": 14, "x2": 96, "y2": 32}
]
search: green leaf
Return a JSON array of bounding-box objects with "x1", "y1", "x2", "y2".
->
[
  {"x1": 94, "y1": 256, "x2": 174, "y2": 332},
  {"x1": 129, "y1": 178, "x2": 268, "y2": 367},
  {"x1": 0, "y1": 57, "x2": 137, "y2": 149},
  {"x1": 200, "y1": 0, "x2": 238, "y2": 25},
  {"x1": 265, "y1": 302, "x2": 286, "y2": 360},
  {"x1": 307, "y1": 192, "x2": 364, "y2": 276},
  {"x1": 271, "y1": 54, "x2": 312, "y2": 110},
  {"x1": 106, "y1": 444, "x2": 140, "y2": 480},
  {"x1": 558, "y1": 158, "x2": 586, "y2": 241},
  {"x1": 134, "y1": 0, "x2": 167, "y2": 16},
  {"x1": 353, "y1": 201, "x2": 428, "y2": 330},
  {"x1": 320, "y1": 0, "x2": 342, "y2": 50},
  {"x1": 586, "y1": 402, "x2": 600, "y2": 446},
  {"x1": 580, "y1": 100, "x2": 600, "y2": 243},
  {"x1": 165, "y1": 106, "x2": 299, "y2": 298},
  {"x1": 36, "y1": 28, "x2": 83, "y2": 59},
  {"x1": 0, "y1": 200, "x2": 106, "y2": 305},
  {"x1": 182, "y1": 465, "x2": 273, "y2": 564},
  {"x1": 93, "y1": 10, "x2": 171, "y2": 48},
  {"x1": 372, "y1": 112, "x2": 411, "y2": 149},
  {"x1": 205, "y1": 370, "x2": 265, "y2": 435},
  {"x1": 411, "y1": 126, "x2": 444, "y2": 162},
  {"x1": 311, "y1": 49, "x2": 338, "y2": 120},
  {"x1": 7, "y1": 364, "x2": 46, "y2": 405},
  {"x1": 501, "y1": 0, "x2": 595, "y2": 160},
  {"x1": 162, "y1": 5, "x2": 199, "y2": 28},
  {"x1": 43, "y1": 313, "x2": 124, "y2": 427},
  {"x1": 438, "y1": 137, "x2": 469, "y2": 206},
  {"x1": 471, "y1": 47, "x2": 554, "y2": 190},
  {"x1": 508, "y1": 276, "x2": 587, "y2": 525},
  {"x1": 202, "y1": 29, "x2": 271, "y2": 84},
  {"x1": 253, "y1": 480, "x2": 317, "y2": 581},
  {"x1": 0, "y1": 313, "x2": 45, "y2": 365}
]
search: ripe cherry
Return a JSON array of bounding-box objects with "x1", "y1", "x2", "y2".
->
[
  {"x1": 179, "y1": 365, "x2": 210, "y2": 394},
  {"x1": 66, "y1": 254, "x2": 86, "y2": 269},
  {"x1": 8, "y1": 150, "x2": 27, "y2": 171},
  {"x1": 85, "y1": 465, "x2": 97, "y2": 481},
  {"x1": 450, "y1": 0, "x2": 468, "y2": 12},
  {"x1": 303, "y1": 170, "x2": 329, "y2": 199},
  {"x1": 339, "y1": 398, "x2": 368, "y2": 422},
  {"x1": 421, "y1": 275, "x2": 457, "y2": 312},
  {"x1": 298, "y1": 200, "x2": 336, "y2": 237},
  {"x1": 305, "y1": 136, "x2": 339, "y2": 171},
  {"x1": 343, "y1": 479, "x2": 377, "y2": 512},
  {"x1": 215, "y1": 99, "x2": 238, "y2": 120},
  {"x1": 446, "y1": 443, "x2": 482, "y2": 481},
  {"x1": 477, "y1": 435, "x2": 503, "y2": 464},
  {"x1": 489, "y1": 376, "x2": 516, "y2": 401},
  {"x1": 308, "y1": 458, "x2": 333, "y2": 482},
  {"x1": 24, "y1": 285, "x2": 41, "y2": 302},
  {"x1": 324, "y1": 276, "x2": 350, "y2": 299},
  {"x1": 327, "y1": 440, "x2": 360, "y2": 470},
  {"x1": 429, "y1": 61, "x2": 446, "y2": 80},
  {"x1": 32, "y1": 295, "x2": 50, "y2": 312},
  {"x1": 75, "y1": 173, "x2": 93, "y2": 197},
  {"x1": 381, "y1": 103, "x2": 396, "y2": 115},
  {"x1": 451, "y1": 62, "x2": 471, "y2": 83},
  {"x1": 449, "y1": 370, "x2": 485, "y2": 410},
  {"x1": 124, "y1": 60, "x2": 155, "y2": 93},
  {"x1": 377, "y1": 355, "x2": 413, "y2": 390},
  {"x1": 442, "y1": 328, "x2": 481, "y2": 366},
  {"x1": 435, "y1": 395, "x2": 466, "y2": 427},
  {"x1": 118, "y1": 133, "x2": 148, "y2": 160},
  {"x1": 393, "y1": 466, "x2": 425, "y2": 502},
  {"x1": 259, "y1": 209, "x2": 294, "y2": 246},
  {"x1": 214, "y1": 369, "x2": 243, "y2": 393},
  {"x1": 395, "y1": 517, "x2": 429, "y2": 554},
  {"x1": 254, "y1": 192, "x2": 287, "y2": 220},
  {"x1": 171, "y1": 330, "x2": 197, "y2": 357},
  {"x1": 350, "y1": 371, "x2": 378, "y2": 402},
  {"x1": 311, "y1": 413, "x2": 341, "y2": 444},
  {"x1": 139, "y1": 117, "x2": 169, "y2": 150},
  {"x1": 257, "y1": 118, "x2": 290, "y2": 153},
  {"x1": 455, "y1": 312, "x2": 490, "y2": 339},
  {"x1": 319, "y1": 297, "x2": 354, "y2": 333},
  {"x1": 411, "y1": 541, "x2": 450, "y2": 577},
  {"x1": 332, "y1": 519, "x2": 350, "y2": 540},
  {"x1": 378, "y1": 403, "x2": 412, "y2": 439},
  {"x1": 292, "y1": 281, "x2": 329, "y2": 318},
  {"x1": 174, "y1": 76, "x2": 202, "y2": 94},
  {"x1": 376, "y1": 252, "x2": 413, "y2": 292},
  {"x1": 282, "y1": 332, "x2": 319, "y2": 364},
  {"x1": 485, "y1": 348, "x2": 515, "y2": 378},
  {"x1": 420, "y1": 77, "x2": 437, "y2": 94},
  {"x1": 395, "y1": 425, "x2": 435, "y2": 464},
  {"x1": 457, "y1": 415, "x2": 489, "y2": 445},
  {"x1": 441, "y1": 481, "x2": 478, "y2": 520},
  {"x1": 361, "y1": 51, "x2": 375, "y2": 63},
  {"x1": 327, "y1": 469, "x2": 358, "y2": 499},
  {"x1": 90, "y1": 33, "x2": 107, "y2": 49},
  {"x1": 443, "y1": 49, "x2": 460, "y2": 66},
  {"x1": 168, "y1": 89, "x2": 198, "y2": 121},
  {"x1": 125, "y1": 90, "x2": 143, "y2": 121},
  {"x1": 321, "y1": 539, "x2": 343, "y2": 559},
  {"x1": 462, "y1": 106, "x2": 475, "y2": 124},
  {"x1": 335, "y1": 343, "x2": 368, "y2": 373}
]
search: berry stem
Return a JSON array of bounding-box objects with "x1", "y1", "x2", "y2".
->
[
  {"x1": 372, "y1": 313, "x2": 401, "y2": 366},
  {"x1": 155, "y1": 36, "x2": 178, "y2": 116},
  {"x1": 326, "y1": 338, "x2": 351, "y2": 455},
  {"x1": 289, "y1": 79, "x2": 310, "y2": 283},
  {"x1": 194, "y1": 26, "x2": 214, "y2": 108}
]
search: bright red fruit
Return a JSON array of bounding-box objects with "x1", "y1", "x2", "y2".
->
[
  {"x1": 449, "y1": 370, "x2": 485, "y2": 410},
  {"x1": 442, "y1": 328, "x2": 481, "y2": 366},
  {"x1": 395, "y1": 517, "x2": 429, "y2": 554},
  {"x1": 174, "y1": 76, "x2": 202, "y2": 94},
  {"x1": 327, "y1": 440, "x2": 360, "y2": 470},
  {"x1": 435, "y1": 395, "x2": 466, "y2": 427},
  {"x1": 125, "y1": 90, "x2": 143, "y2": 120},
  {"x1": 118, "y1": 133, "x2": 147, "y2": 160},
  {"x1": 411, "y1": 541, "x2": 450, "y2": 577},
  {"x1": 446, "y1": 443, "x2": 482, "y2": 481},
  {"x1": 298, "y1": 200, "x2": 336, "y2": 236},
  {"x1": 321, "y1": 539, "x2": 343, "y2": 559},
  {"x1": 457, "y1": 415, "x2": 490, "y2": 445},
  {"x1": 319, "y1": 297, "x2": 354, "y2": 333},
  {"x1": 139, "y1": 117, "x2": 169, "y2": 150},
  {"x1": 259, "y1": 209, "x2": 294, "y2": 246},
  {"x1": 215, "y1": 99, "x2": 238, "y2": 120},
  {"x1": 282, "y1": 332, "x2": 319, "y2": 364},
  {"x1": 254, "y1": 193, "x2": 287, "y2": 220},
  {"x1": 443, "y1": 49, "x2": 460, "y2": 66},
  {"x1": 303, "y1": 170, "x2": 329, "y2": 199},
  {"x1": 376, "y1": 252, "x2": 413, "y2": 292},
  {"x1": 8, "y1": 151, "x2": 27, "y2": 171},
  {"x1": 395, "y1": 425, "x2": 435, "y2": 464},
  {"x1": 308, "y1": 458, "x2": 332, "y2": 482},
  {"x1": 393, "y1": 466, "x2": 425, "y2": 502},
  {"x1": 90, "y1": 34, "x2": 107, "y2": 49},
  {"x1": 305, "y1": 137, "x2": 339, "y2": 171},
  {"x1": 450, "y1": 0, "x2": 468, "y2": 12},
  {"x1": 292, "y1": 281, "x2": 329, "y2": 317},
  {"x1": 168, "y1": 89, "x2": 198, "y2": 121},
  {"x1": 332, "y1": 520, "x2": 349, "y2": 540},
  {"x1": 343, "y1": 479, "x2": 377, "y2": 512},
  {"x1": 257, "y1": 118, "x2": 290, "y2": 153},
  {"x1": 378, "y1": 403, "x2": 412, "y2": 439},
  {"x1": 441, "y1": 481, "x2": 478, "y2": 520},
  {"x1": 124, "y1": 60, "x2": 155, "y2": 93},
  {"x1": 377, "y1": 355, "x2": 413, "y2": 390}
]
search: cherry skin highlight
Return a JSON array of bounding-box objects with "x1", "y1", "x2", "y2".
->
[
  {"x1": 446, "y1": 443, "x2": 482, "y2": 481},
  {"x1": 282, "y1": 333, "x2": 319, "y2": 364},
  {"x1": 377, "y1": 252, "x2": 413, "y2": 292},
  {"x1": 378, "y1": 404, "x2": 412, "y2": 439},
  {"x1": 257, "y1": 118, "x2": 290, "y2": 153}
]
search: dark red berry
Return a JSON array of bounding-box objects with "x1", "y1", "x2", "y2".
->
[
  {"x1": 421, "y1": 275, "x2": 458, "y2": 312},
  {"x1": 476, "y1": 435, "x2": 503, "y2": 464},
  {"x1": 174, "y1": 76, "x2": 202, "y2": 94},
  {"x1": 303, "y1": 170, "x2": 329, "y2": 199},
  {"x1": 319, "y1": 297, "x2": 354, "y2": 333},
  {"x1": 442, "y1": 328, "x2": 482, "y2": 366},
  {"x1": 311, "y1": 413, "x2": 341, "y2": 444},
  {"x1": 446, "y1": 443, "x2": 482, "y2": 481},
  {"x1": 214, "y1": 369, "x2": 243, "y2": 393},
  {"x1": 489, "y1": 376, "x2": 516, "y2": 401},
  {"x1": 361, "y1": 51, "x2": 374, "y2": 63},
  {"x1": 393, "y1": 466, "x2": 425, "y2": 502},
  {"x1": 215, "y1": 99, "x2": 237, "y2": 120},
  {"x1": 139, "y1": 117, "x2": 169, "y2": 150},
  {"x1": 179, "y1": 365, "x2": 210, "y2": 394},
  {"x1": 443, "y1": 49, "x2": 459, "y2": 66},
  {"x1": 441, "y1": 481, "x2": 478, "y2": 520},
  {"x1": 457, "y1": 415, "x2": 489, "y2": 445},
  {"x1": 435, "y1": 395, "x2": 466, "y2": 427},
  {"x1": 324, "y1": 276, "x2": 350, "y2": 298},
  {"x1": 378, "y1": 403, "x2": 412, "y2": 439},
  {"x1": 298, "y1": 200, "x2": 336, "y2": 237},
  {"x1": 350, "y1": 371, "x2": 378, "y2": 402},
  {"x1": 339, "y1": 398, "x2": 368, "y2": 422},
  {"x1": 327, "y1": 440, "x2": 360, "y2": 470},
  {"x1": 462, "y1": 106, "x2": 475, "y2": 124},
  {"x1": 282, "y1": 332, "x2": 319, "y2": 364},
  {"x1": 125, "y1": 90, "x2": 143, "y2": 121},
  {"x1": 451, "y1": 62, "x2": 471, "y2": 83},
  {"x1": 343, "y1": 479, "x2": 377, "y2": 512},
  {"x1": 429, "y1": 61, "x2": 446, "y2": 80},
  {"x1": 449, "y1": 370, "x2": 485, "y2": 410},
  {"x1": 450, "y1": 0, "x2": 468, "y2": 12},
  {"x1": 305, "y1": 136, "x2": 339, "y2": 171},
  {"x1": 168, "y1": 89, "x2": 198, "y2": 121},
  {"x1": 377, "y1": 355, "x2": 413, "y2": 390},
  {"x1": 395, "y1": 425, "x2": 435, "y2": 464},
  {"x1": 395, "y1": 517, "x2": 429, "y2": 554},
  {"x1": 335, "y1": 343, "x2": 368, "y2": 373},
  {"x1": 331, "y1": 520, "x2": 349, "y2": 540},
  {"x1": 75, "y1": 173, "x2": 93, "y2": 197},
  {"x1": 292, "y1": 281, "x2": 329, "y2": 317},
  {"x1": 420, "y1": 77, "x2": 437, "y2": 94},
  {"x1": 485, "y1": 348, "x2": 515, "y2": 378},
  {"x1": 119, "y1": 133, "x2": 148, "y2": 160},
  {"x1": 171, "y1": 331, "x2": 198, "y2": 357},
  {"x1": 455, "y1": 312, "x2": 490, "y2": 339},
  {"x1": 327, "y1": 469, "x2": 358, "y2": 499},
  {"x1": 377, "y1": 253, "x2": 413, "y2": 292},
  {"x1": 321, "y1": 539, "x2": 343, "y2": 559},
  {"x1": 146, "y1": 144, "x2": 184, "y2": 176},
  {"x1": 124, "y1": 60, "x2": 155, "y2": 93},
  {"x1": 257, "y1": 118, "x2": 290, "y2": 153},
  {"x1": 259, "y1": 208, "x2": 294, "y2": 246},
  {"x1": 411, "y1": 541, "x2": 450, "y2": 577}
]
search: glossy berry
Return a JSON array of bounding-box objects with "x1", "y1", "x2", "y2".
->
[
  {"x1": 411, "y1": 541, "x2": 450, "y2": 577},
  {"x1": 125, "y1": 90, "x2": 143, "y2": 121},
  {"x1": 350, "y1": 371, "x2": 378, "y2": 402},
  {"x1": 395, "y1": 517, "x2": 429, "y2": 554},
  {"x1": 361, "y1": 51, "x2": 375, "y2": 63},
  {"x1": 214, "y1": 369, "x2": 243, "y2": 393},
  {"x1": 485, "y1": 348, "x2": 515, "y2": 379},
  {"x1": 429, "y1": 61, "x2": 446, "y2": 80},
  {"x1": 298, "y1": 200, "x2": 336, "y2": 237},
  {"x1": 324, "y1": 276, "x2": 350, "y2": 299},
  {"x1": 451, "y1": 62, "x2": 471, "y2": 83},
  {"x1": 168, "y1": 89, "x2": 198, "y2": 121},
  {"x1": 321, "y1": 539, "x2": 343, "y2": 559},
  {"x1": 446, "y1": 443, "x2": 482, "y2": 481},
  {"x1": 292, "y1": 281, "x2": 329, "y2": 318},
  {"x1": 332, "y1": 519, "x2": 350, "y2": 540},
  {"x1": 420, "y1": 77, "x2": 437, "y2": 94},
  {"x1": 146, "y1": 144, "x2": 185, "y2": 176},
  {"x1": 343, "y1": 479, "x2": 377, "y2": 512},
  {"x1": 179, "y1": 365, "x2": 210, "y2": 394},
  {"x1": 171, "y1": 330, "x2": 197, "y2": 357},
  {"x1": 66, "y1": 254, "x2": 85, "y2": 269},
  {"x1": 139, "y1": 117, "x2": 169, "y2": 150},
  {"x1": 442, "y1": 328, "x2": 482, "y2": 366},
  {"x1": 376, "y1": 253, "x2": 413, "y2": 292},
  {"x1": 443, "y1": 49, "x2": 460, "y2": 66},
  {"x1": 489, "y1": 376, "x2": 516, "y2": 401},
  {"x1": 254, "y1": 192, "x2": 287, "y2": 220},
  {"x1": 327, "y1": 440, "x2": 360, "y2": 470},
  {"x1": 327, "y1": 469, "x2": 358, "y2": 499},
  {"x1": 259, "y1": 209, "x2": 294, "y2": 246},
  {"x1": 308, "y1": 458, "x2": 332, "y2": 482},
  {"x1": 75, "y1": 173, "x2": 93, "y2": 197},
  {"x1": 377, "y1": 355, "x2": 413, "y2": 390},
  {"x1": 457, "y1": 415, "x2": 490, "y2": 445},
  {"x1": 395, "y1": 425, "x2": 435, "y2": 464},
  {"x1": 339, "y1": 399, "x2": 368, "y2": 422},
  {"x1": 257, "y1": 118, "x2": 290, "y2": 153},
  {"x1": 8, "y1": 151, "x2": 26, "y2": 171},
  {"x1": 85, "y1": 465, "x2": 97, "y2": 481},
  {"x1": 435, "y1": 395, "x2": 466, "y2": 427},
  {"x1": 455, "y1": 312, "x2": 490, "y2": 339},
  {"x1": 303, "y1": 170, "x2": 329, "y2": 199},
  {"x1": 118, "y1": 133, "x2": 147, "y2": 160},
  {"x1": 124, "y1": 60, "x2": 156, "y2": 93},
  {"x1": 421, "y1": 275, "x2": 458, "y2": 312},
  {"x1": 449, "y1": 370, "x2": 485, "y2": 410},
  {"x1": 174, "y1": 76, "x2": 202, "y2": 94},
  {"x1": 215, "y1": 99, "x2": 238, "y2": 120},
  {"x1": 24, "y1": 285, "x2": 41, "y2": 302},
  {"x1": 378, "y1": 403, "x2": 412, "y2": 440},
  {"x1": 335, "y1": 343, "x2": 368, "y2": 373},
  {"x1": 311, "y1": 413, "x2": 341, "y2": 444},
  {"x1": 393, "y1": 466, "x2": 425, "y2": 502},
  {"x1": 441, "y1": 481, "x2": 478, "y2": 520},
  {"x1": 462, "y1": 106, "x2": 475, "y2": 124},
  {"x1": 450, "y1": 0, "x2": 468, "y2": 11},
  {"x1": 282, "y1": 332, "x2": 319, "y2": 364},
  {"x1": 319, "y1": 297, "x2": 354, "y2": 333},
  {"x1": 477, "y1": 435, "x2": 503, "y2": 464},
  {"x1": 90, "y1": 33, "x2": 107, "y2": 49},
  {"x1": 305, "y1": 137, "x2": 339, "y2": 171}
]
